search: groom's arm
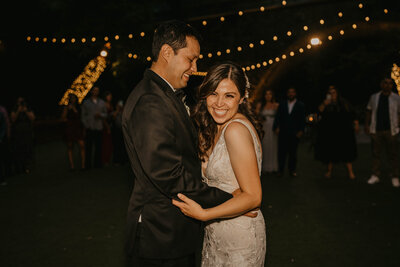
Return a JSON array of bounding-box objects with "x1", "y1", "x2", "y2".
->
[{"x1": 127, "y1": 94, "x2": 232, "y2": 208}]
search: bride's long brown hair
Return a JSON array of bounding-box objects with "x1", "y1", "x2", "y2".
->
[{"x1": 191, "y1": 62, "x2": 263, "y2": 161}]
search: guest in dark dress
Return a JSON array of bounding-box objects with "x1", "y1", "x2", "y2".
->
[
  {"x1": 61, "y1": 93, "x2": 85, "y2": 170},
  {"x1": 112, "y1": 100, "x2": 128, "y2": 165},
  {"x1": 10, "y1": 97, "x2": 35, "y2": 174},
  {"x1": 315, "y1": 85, "x2": 359, "y2": 179},
  {"x1": 101, "y1": 91, "x2": 114, "y2": 166}
]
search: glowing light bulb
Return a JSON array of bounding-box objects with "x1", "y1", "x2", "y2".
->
[{"x1": 310, "y1": 37, "x2": 321, "y2": 45}]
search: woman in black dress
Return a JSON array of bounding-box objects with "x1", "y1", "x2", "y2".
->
[
  {"x1": 315, "y1": 86, "x2": 359, "y2": 179},
  {"x1": 61, "y1": 94, "x2": 85, "y2": 170}
]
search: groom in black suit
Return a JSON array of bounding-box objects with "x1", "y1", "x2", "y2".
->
[
  {"x1": 122, "y1": 20, "x2": 233, "y2": 266},
  {"x1": 273, "y1": 87, "x2": 306, "y2": 177}
]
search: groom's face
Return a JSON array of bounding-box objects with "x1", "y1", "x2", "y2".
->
[{"x1": 167, "y1": 36, "x2": 200, "y2": 89}]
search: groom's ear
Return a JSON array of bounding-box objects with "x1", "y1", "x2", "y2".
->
[{"x1": 160, "y1": 44, "x2": 174, "y2": 63}]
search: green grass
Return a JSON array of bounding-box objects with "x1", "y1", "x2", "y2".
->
[{"x1": 1, "y1": 140, "x2": 399, "y2": 267}]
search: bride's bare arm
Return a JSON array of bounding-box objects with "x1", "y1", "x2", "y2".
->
[{"x1": 173, "y1": 122, "x2": 262, "y2": 221}]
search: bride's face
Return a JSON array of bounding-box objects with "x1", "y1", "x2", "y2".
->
[{"x1": 206, "y1": 78, "x2": 244, "y2": 126}]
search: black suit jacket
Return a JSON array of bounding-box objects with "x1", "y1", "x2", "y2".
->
[
  {"x1": 122, "y1": 69, "x2": 232, "y2": 259},
  {"x1": 273, "y1": 99, "x2": 306, "y2": 136}
]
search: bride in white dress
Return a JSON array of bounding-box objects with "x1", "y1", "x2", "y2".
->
[{"x1": 173, "y1": 62, "x2": 266, "y2": 266}]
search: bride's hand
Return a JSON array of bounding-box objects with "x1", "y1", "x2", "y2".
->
[{"x1": 172, "y1": 193, "x2": 208, "y2": 221}]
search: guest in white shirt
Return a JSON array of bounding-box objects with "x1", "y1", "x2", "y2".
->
[{"x1": 365, "y1": 77, "x2": 400, "y2": 187}]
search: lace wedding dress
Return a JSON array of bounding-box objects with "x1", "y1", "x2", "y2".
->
[{"x1": 201, "y1": 119, "x2": 266, "y2": 267}]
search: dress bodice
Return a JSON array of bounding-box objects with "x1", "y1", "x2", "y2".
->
[
  {"x1": 261, "y1": 108, "x2": 277, "y2": 119},
  {"x1": 204, "y1": 119, "x2": 262, "y2": 193}
]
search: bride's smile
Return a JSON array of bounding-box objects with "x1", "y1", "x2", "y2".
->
[{"x1": 206, "y1": 78, "x2": 244, "y2": 126}]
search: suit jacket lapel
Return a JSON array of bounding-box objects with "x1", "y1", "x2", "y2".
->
[{"x1": 144, "y1": 70, "x2": 198, "y2": 145}]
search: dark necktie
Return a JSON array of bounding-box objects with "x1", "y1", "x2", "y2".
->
[{"x1": 174, "y1": 89, "x2": 186, "y2": 101}]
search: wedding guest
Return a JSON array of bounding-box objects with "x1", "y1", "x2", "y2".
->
[
  {"x1": 0, "y1": 104, "x2": 11, "y2": 179},
  {"x1": 0, "y1": 111, "x2": 7, "y2": 185},
  {"x1": 10, "y1": 97, "x2": 35, "y2": 174},
  {"x1": 314, "y1": 85, "x2": 358, "y2": 179},
  {"x1": 112, "y1": 100, "x2": 127, "y2": 165},
  {"x1": 365, "y1": 77, "x2": 400, "y2": 187},
  {"x1": 273, "y1": 87, "x2": 305, "y2": 177},
  {"x1": 101, "y1": 91, "x2": 114, "y2": 166},
  {"x1": 81, "y1": 86, "x2": 107, "y2": 169},
  {"x1": 256, "y1": 89, "x2": 279, "y2": 174},
  {"x1": 61, "y1": 93, "x2": 85, "y2": 170}
]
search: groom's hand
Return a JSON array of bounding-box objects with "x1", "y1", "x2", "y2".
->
[
  {"x1": 232, "y1": 188, "x2": 242, "y2": 197},
  {"x1": 244, "y1": 208, "x2": 259, "y2": 218}
]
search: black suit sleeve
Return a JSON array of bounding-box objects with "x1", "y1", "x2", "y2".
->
[
  {"x1": 127, "y1": 94, "x2": 232, "y2": 208},
  {"x1": 297, "y1": 102, "x2": 306, "y2": 132}
]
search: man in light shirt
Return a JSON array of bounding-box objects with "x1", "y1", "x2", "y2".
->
[
  {"x1": 365, "y1": 77, "x2": 400, "y2": 187},
  {"x1": 81, "y1": 86, "x2": 107, "y2": 169}
]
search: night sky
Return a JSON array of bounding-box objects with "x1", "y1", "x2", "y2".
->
[{"x1": 1, "y1": 0, "x2": 399, "y2": 119}]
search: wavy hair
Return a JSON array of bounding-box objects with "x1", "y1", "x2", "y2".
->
[{"x1": 191, "y1": 61, "x2": 263, "y2": 161}]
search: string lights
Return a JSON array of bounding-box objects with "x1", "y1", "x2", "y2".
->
[
  {"x1": 392, "y1": 63, "x2": 400, "y2": 95},
  {"x1": 242, "y1": 20, "x2": 364, "y2": 72},
  {"x1": 58, "y1": 43, "x2": 110, "y2": 105}
]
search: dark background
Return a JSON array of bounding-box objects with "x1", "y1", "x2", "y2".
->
[{"x1": 1, "y1": 0, "x2": 399, "y2": 121}]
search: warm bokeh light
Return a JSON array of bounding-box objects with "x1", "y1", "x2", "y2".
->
[{"x1": 310, "y1": 37, "x2": 321, "y2": 45}]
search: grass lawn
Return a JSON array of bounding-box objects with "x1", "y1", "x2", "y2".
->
[{"x1": 1, "y1": 139, "x2": 399, "y2": 267}]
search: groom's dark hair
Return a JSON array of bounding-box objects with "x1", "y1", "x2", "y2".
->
[{"x1": 152, "y1": 19, "x2": 202, "y2": 61}]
